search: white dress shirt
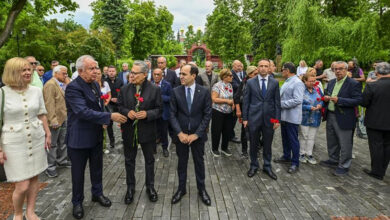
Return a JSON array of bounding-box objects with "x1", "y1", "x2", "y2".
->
[
  {"x1": 258, "y1": 74, "x2": 269, "y2": 90},
  {"x1": 185, "y1": 82, "x2": 196, "y2": 103}
]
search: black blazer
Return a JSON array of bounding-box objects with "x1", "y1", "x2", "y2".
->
[
  {"x1": 117, "y1": 80, "x2": 162, "y2": 144},
  {"x1": 361, "y1": 77, "x2": 390, "y2": 130},
  {"x1": 164, "y1": 69, "x2": 180, "y2": 88},
  {"x1": 324, "y1": 77, "x2": 362, "y2": 130},
  {"x1": 231, "y1": 70, "x2": 246, "y2": 94},
  {"x1": 169, "y1": 84, "x2": 212, "y2": 143}
]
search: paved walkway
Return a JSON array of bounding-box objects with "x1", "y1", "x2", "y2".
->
[{"x1": 4, "y1": 123, "x2": 390, "y2": 219}]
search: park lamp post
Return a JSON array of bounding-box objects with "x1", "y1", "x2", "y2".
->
[{"x1": 10, "y1": 28, "x2": 26, "y2": 57}]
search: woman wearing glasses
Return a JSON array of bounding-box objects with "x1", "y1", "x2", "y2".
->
[{"x1": 211, "y1": 69, "x2": 235, "y2": 157}]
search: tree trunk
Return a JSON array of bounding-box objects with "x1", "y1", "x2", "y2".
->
[{"x1": 0, "y1": 0, "x2": 27, "y2": 49}]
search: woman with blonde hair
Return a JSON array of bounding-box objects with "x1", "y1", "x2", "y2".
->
[
  {"x1": 306, "y1": 67, "x2": 324, "y2": 93},
  {"x1": 0, "y1": 57, "x2": 51, "y2": 220},
  {"x1": 297, "y1": 60, "x2": 308, "y2": 77}
]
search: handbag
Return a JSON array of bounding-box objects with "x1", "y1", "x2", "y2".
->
[{"x1": 0, "y1": 87, "x2": 4, "y2": 137}]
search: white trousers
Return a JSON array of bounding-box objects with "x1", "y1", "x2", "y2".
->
[{"x1": 299, "y1": 125, "x2": 319, "y2": 156}]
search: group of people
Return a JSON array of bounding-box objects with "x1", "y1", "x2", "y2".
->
[{"x1": 0, "y1": 54, "x2": 389, "y2": 220}]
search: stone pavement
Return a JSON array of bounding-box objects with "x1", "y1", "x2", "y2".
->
[{"x1": 4, "y1": 123, "x2": 390, "y2": 220}]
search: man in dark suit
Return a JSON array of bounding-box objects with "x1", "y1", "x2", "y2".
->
[
  {"x1": 231, "y1": 60, "x2": 246, "y2": 143},
  {"x1": 65, "y1": 55, "x2": 127, "y2": 219},
  {"x1": 118, "y1": 63, "x2": 130, "y2": 85},
  {"x1": 320, "y1": 61, "x2": 362, "y2": 176},
  {"x1": 117, "y1": 60, "x2": 162, "y2": 204},
  {"x1": 157, "y1": 56, "x2": 180, "y2": 88},
  {"x1": 170, "y1": 64, "x2": 212, "y2": 206},
  {"x1": 152, "y1": 68, "x2": 172, "y2": 157},
  {"x1": 361, "y1": 62, "x2": 390, "y2": 180},
  {"x1": 243, "y1": 59, "x2": 281, "y2": 180}
]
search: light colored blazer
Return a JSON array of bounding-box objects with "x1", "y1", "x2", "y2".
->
[
  {"x1": 199, "y1": 71, "x2": 219, "y2": 92},
  {"x1": 280, "y1": 75, "x2": 305, "y2": 125},
  {"x1": 43, "y1": 78, "x2": 67, "y2": 126}
]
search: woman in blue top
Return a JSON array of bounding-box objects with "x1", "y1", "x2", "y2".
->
[{"x1": 299, "y1": 74, "x2": 323, "y2": 164}]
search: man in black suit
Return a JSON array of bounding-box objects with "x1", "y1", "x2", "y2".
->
[
  {"x1": 231, "y1": 60, "x2": 246, "y2": 143},
  {"x1": 65, "y1": 55, "x2": 127, "y2": 219},
  {"x1": 361, "y1": 62, "x2": 390, "y2": 180},
  {"x1": 157, "y1": 56, "x2": 180, "y2": 88},
  {"x1": 170, "y1": 64, "x2": 212, "y2": 206},
  {"x1": 117, "y1": 60, "x2": 162, "y2": 204},
  {"x1": 243, "y1": 59, "x2": 281, "y2": 180}
]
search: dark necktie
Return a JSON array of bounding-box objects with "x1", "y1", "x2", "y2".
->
[
  {"x1": 186, "y1": 87, "x2": 192, "y2": 112},
  {"x1": 261, "y1": 79, "x2": 266, "y2": 97}
]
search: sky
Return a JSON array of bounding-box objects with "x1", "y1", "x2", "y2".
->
[{"x1": 47, "y1": 0, "x2": 215, "y2": 33}]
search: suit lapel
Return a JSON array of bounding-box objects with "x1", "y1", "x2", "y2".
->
[
  {"x1": 337, "y1": 77, "x2": 349, "y2": 97},
  {"x1": 77, "y1": 77, "x2": 98, "y2": 104},
  {"x1": 179, "y1": 86, "x2": 190, "y2": 115},
  {"x1": 191, "y1": 84, "x2": 201, "y2": 114},
  {"x1": 254, "y1": 77, "x2": 263, "y2": 100},
  {"x1": 53, "y1": 79, "x2": 65, "y2": 97}
]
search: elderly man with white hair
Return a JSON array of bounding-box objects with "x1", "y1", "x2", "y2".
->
[
  {"x1": 361, "y1": 62, "x2": 390, "y2": 180},
  {"x1": 43, "y1": 65, "x2": 71, "y2": 178},
  {"x1": 65, "y1": 55, "x2": 127, "y2": 219}
]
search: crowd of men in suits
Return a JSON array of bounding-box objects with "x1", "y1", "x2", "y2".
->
[{"x1": 9, "y1": 55, "x2": 389, "y2": 219}]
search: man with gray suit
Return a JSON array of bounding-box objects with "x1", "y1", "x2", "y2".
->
[
  {"x1": 199, "y1": 61, "x2": 219, "y2": 92},
  {"x1": 274, "y1": 62, "x2": 305, "y2": 174},
  {"x1": 243, "y1": 59, "x2": 281, "y2": 180}
]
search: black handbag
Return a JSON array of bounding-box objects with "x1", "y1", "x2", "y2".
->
[{"x1": 0, "y1": 87, "x2": 6, "y2": 182}]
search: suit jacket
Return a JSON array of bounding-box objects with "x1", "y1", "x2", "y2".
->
[
  {"x1": 156, "y1": 79, "x2": 172, "y2": 120},
  {"x1": 243, "y1": 76, "x2": 281, "y2": 128},
  {"x1": 231, "y1": 70, "x2": 246, "y2": 94},
  {"x1": 117, "y1": 80, "x2": 162, "y2": 144},
  {"x1": 164, "y1": 68, "x2": 180, "y2": 88},
  {"x1": 118, "y1": 71, "x2": 129, "y2": 85},
  {"x1": 361, "y1": 77, "x2": 390, "y2": 130},
  {"x1": 198, "y1": 71, "x2": 219, "y2": 92},
  {"x1": 170, "y1": 84, "x2": 212, "y2": 143},
  {"x1": 43, "y1": 78, "x2": 67, "y2": 126},
  {"x1": 42, "y1": 70, "x2": 53, "y2": 84},
  {"x1": 280, "y1": 75, "x2": 305, "y2": 124},
  {"x1": 325, "y1": 76, "x2": 362, "y2": 130},
  {"x1": 105, "y1": 76, "x2": 123, "y2": 106},
  {"x1": 65, "y1": 76, "x2": 111, "y2": 149}
]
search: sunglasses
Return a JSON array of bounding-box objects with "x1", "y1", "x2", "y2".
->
[
  {"x1": 30, "y1": 62, "x2": 38, "y2": 65},
  {"x1": 37, "y1": 69, "x2": 45, "y2": 72}
]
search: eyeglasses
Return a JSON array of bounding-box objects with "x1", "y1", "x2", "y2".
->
[
  {"x1": 37, "y1": 69, "x2": 45, "y2": 72},
  {"x1": 30, "y1": 62, "x2": 38, "y2": 65},
  {"x1": 226, "y1": 74, "x2": 233, "y2": 78},
  {"x1": 157, "y1": 62, "x2": 165, "y2": 64},
  {"x1": 130, "y1": 71, "x2": 144, "y2": 75}
]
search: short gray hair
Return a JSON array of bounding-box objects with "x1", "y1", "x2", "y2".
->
[
  {"x1": 375, "y1": 62, "x2": 390, "y2": 75},
  {"x1": 335, "y1": 61, "x2": 348, "y2": 69},
  {"x1": 158, "y1": 56, "x2": 167, "y2": 63},
  {"x1": 76, "y1": 55, "x2": 95, "y2": 70},
  {"x1": 53, "y1": 65, "x2": 67, "y2": 74},
  {"x1": 133, "y1": 60, "x2": 148, "y2": 73},
  {"x1": 122, "y1": 63, "x2": 129, "y2": 67}
]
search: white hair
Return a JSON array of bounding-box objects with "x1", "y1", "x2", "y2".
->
[
  {"x1": 53, "y1": 65, "x2": 67, "y2": 74},
  {"x1": 76, "y1": 55, "x2": 95, "y2": 70}
]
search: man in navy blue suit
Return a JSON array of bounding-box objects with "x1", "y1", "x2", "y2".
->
[
  {"x1": 65, "y1": 55, "x2": 127, "y2": 219},
  {"x1": 152, "y1": 68, "x2": 172, "y2": 157},
  {"x1": 320, "y1": 61, "x2": 362, "y2": 176},
  {"x1": 243, "y1": 59, "x2": 281, "y2": 180},
  {"x1": 170, "y1": 64, "x2": 212, "y2": 206},
  {"x1": 157, "y1": 56, "x2": 180, "y2": 88}
]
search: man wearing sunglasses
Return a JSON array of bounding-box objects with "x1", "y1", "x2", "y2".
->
[{"x1": 25, "y1": 56, "x2": 43, "y2": 89}]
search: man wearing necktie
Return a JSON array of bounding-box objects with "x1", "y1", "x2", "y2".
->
[
  {"x1": 169, "y1": 64, "x2": 212, "y2": 206},
  {"x1": 243, "y1": 59, "x2": 281, "y2": 180},
  {"x1": 231, "y1": 60, "x2": 246, "y2": 143}
]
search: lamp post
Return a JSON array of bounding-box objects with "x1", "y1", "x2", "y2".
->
[{"x1": 11, "y1": 29, "x2": 26, "y2": 57}]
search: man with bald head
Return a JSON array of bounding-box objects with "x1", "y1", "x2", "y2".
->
[
  {"x1": 175, "y1": 59, "x2": 187, "y2": 78},
  {"x1": 157, "y1": 56, "x2": 179, "y2": 88},
  {"x1": 199, "y1": 61, "x2": 219, "y2": 92}
]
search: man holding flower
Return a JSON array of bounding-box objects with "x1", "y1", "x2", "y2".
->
[{"x1": 117, "y1": 61, "x2": 162, "y2": 204}]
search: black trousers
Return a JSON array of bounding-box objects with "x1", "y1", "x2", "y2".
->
[
  {"x1": 249, "y1": 125, "x2": 274, "y2": 170},
  {"x1": 68, "y1": 144, "x2": 103, "y2": 205},
  {"x1": 176, "y1": 140, "x2": 206, "y2": 191},
  {"x1": 211, "y1": 109, "x2": 233, "y2": 151},
  {"x1": 124, "y1": 141, "x2": 155, "y2": 190},
  {"x1": 106, "y1": 105, "x2": 116, "y2": 146},
  {"x1": 156, "y1": 118, "x2": 169, "y2": 149},
  {"x1": 241, "y1": 123, "x2": 248, "y2": 153},
  {"x1": 367, "y1": 128, "x2": 390, "y2": 177}
]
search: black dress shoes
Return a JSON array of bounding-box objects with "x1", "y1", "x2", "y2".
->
[
  {"x1": 288, "y1": 165, "x2": 299, "y2": 174},
  {"x1": 247, "y1": 168, "x2": 258, "y2": 178},
  {"x1": 263, "y1": 169, "x2": 277, "y2": 180},
  {"x1": 92, "y1": 195, "x2": 112, "y2": 207},
  {"x1": 273, "y1": 156, "x2": 291, "y2": 164},
  {"x1": 171, "y1": 190, "x2": 186, "y2": 204},
  {"x1": 363, "y1": 168, "x2": 384, "y2": 180},
  {"x1": 73, "y1": 204, "x2": 84, "y2": 219},
  {"x1": 146, "y1": 187, "x2": 158, "y2": 202},
  {"x1": 199, "y1": 190, "x2": 211, "y2": 206},
  {"x1": 124, "y1": 189, "x2": 135, "y2": 204}
]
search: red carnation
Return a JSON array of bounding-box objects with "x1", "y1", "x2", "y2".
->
[
  {"x1": 316, "y1": 97, "x2": 320, "y2": 101},
  {"x1": 321, "y1": 97, "x2": 325, "y2": 101},
  {"x1": 229, "y1": 89, "x2": 232, "y2": 93},
  {"x1": 116, "y1": 89, "x2": 120, "y2": 92},
  {"x1": 270, "y1": 118, "x2": 279, "y2": 124},
  {"x1": 225, "y1": 87, "x2": 228, "y2": 90},
  {"x1": 138, "y1": 97, "x2": 144, "y2": 103},
  {"x1": 314, "y1": 81, "x2": 319, "y2": 86},
  {"x1": 135, "y1": 93, "x2": 140, "y2": 97}
]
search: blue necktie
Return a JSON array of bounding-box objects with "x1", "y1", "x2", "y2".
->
[
  {"x1": 186, "y1": 87, "x2": 192, "y2": 112},
  {"x1": 261, "y1": 79, "x2": 266, "y2": 97}
]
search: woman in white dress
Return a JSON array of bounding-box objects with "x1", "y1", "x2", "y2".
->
[
  {"x1": 96, "y1": 69, "x2": 112, "y2": 154},
  {"x1": 0, "y1": 57, "x2": 51, "y2": 220}
]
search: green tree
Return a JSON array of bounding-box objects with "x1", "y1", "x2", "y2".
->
[{"x1": 204, "y1": 0, "x2": 252, "y2": 64}]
